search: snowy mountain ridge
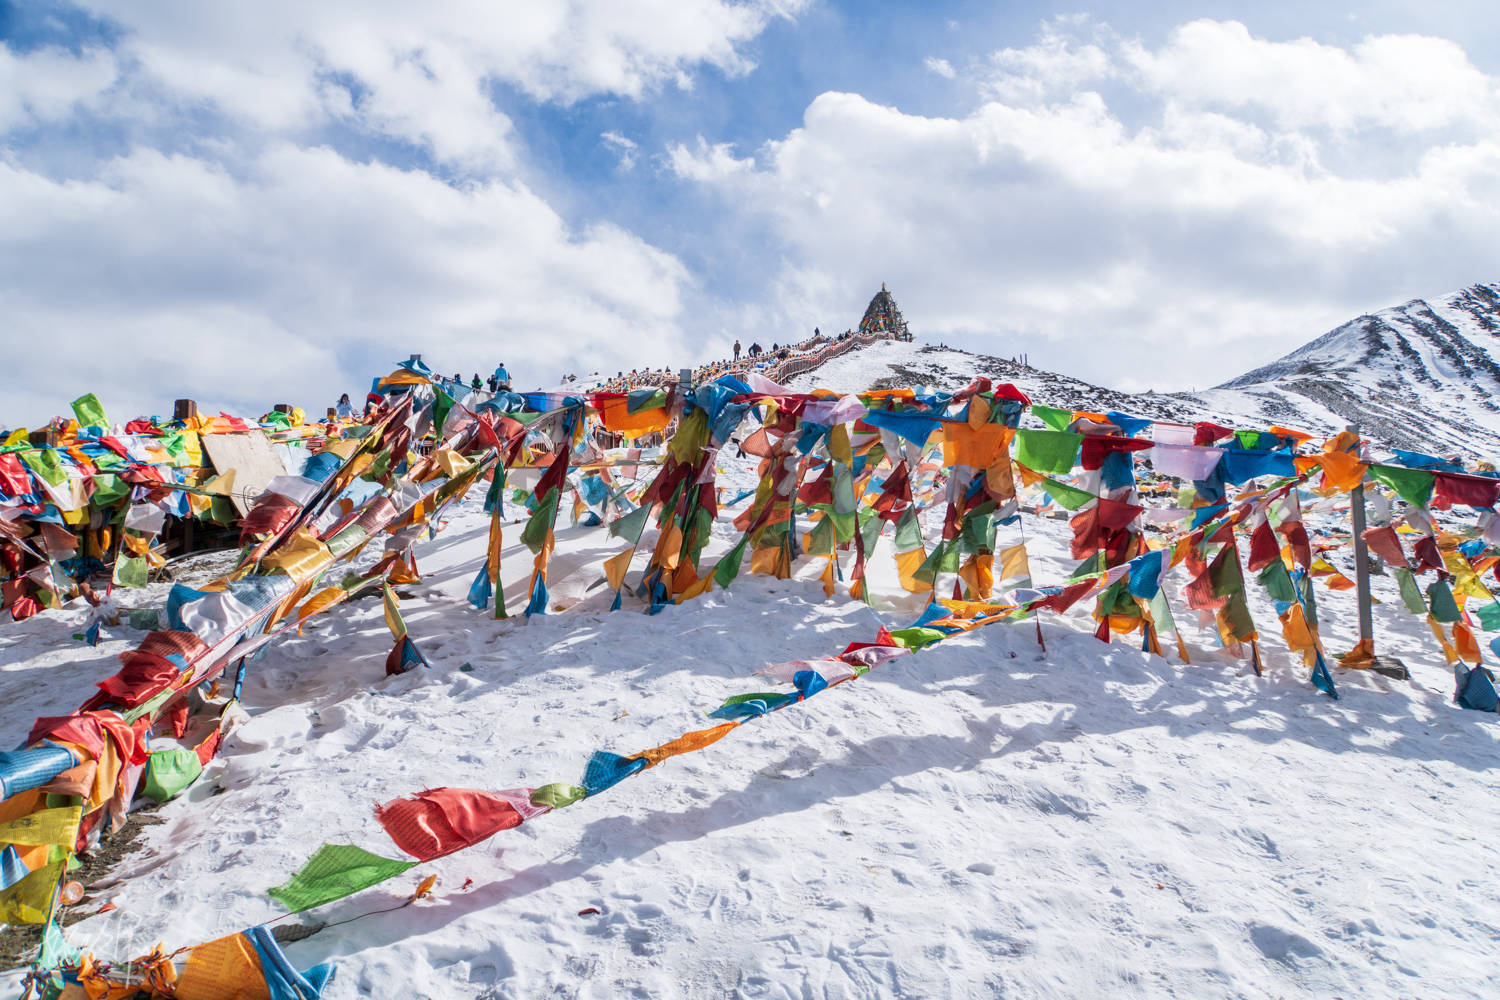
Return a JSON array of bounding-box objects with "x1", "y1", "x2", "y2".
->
[
  {"x1": 791, "y1": 281, "x2": 1500, "y2": 461},
  {"x1": 1202, "y1": 282, "x2": 1500, "y2": 456}
]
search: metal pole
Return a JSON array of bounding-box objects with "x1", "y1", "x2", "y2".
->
[{"x1": 1347, "y1": 423, "x2": 1374, "y2": 647}]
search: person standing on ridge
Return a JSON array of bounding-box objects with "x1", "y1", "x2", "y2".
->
[
  {"x1": 733, "y1": 340, "x2": 741, "y2": 361},
  {"x1": 335, "y1": 393, "x2": 355, "y2": 418},
  {"x1": 470, "y1": 373, "x2": 483, "y2": 391}
]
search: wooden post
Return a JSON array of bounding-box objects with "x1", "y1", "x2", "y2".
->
[
  {"x1": 1347, "y1": 423, "x2": 1408, "y2": 679},
  {"x1": 1347, "y1": 424, "x2": 1374, "y2": 646},
  {"x1": 174, "y1": 398, "x2": 198, "y2": 421}
]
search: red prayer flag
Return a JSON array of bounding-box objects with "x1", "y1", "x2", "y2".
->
[{"x1": 376, "y1": 787, "x2": 524, "y2": 862}]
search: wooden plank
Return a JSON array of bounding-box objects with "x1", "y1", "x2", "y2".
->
[{"x1": 199, "y1": 430, "x2": 293, "y2": 516}]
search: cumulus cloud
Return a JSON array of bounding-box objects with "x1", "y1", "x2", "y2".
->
[
  {"x1": 1122, "y1": 20, "x2": 1500, "y2": 136},
  {"x1": 666, "y1": 136, "x2": 757, "y2": 181},
  {"x1": 673, "y1": 20, "x2": 1500, "y2": 390},
  {"x1": 0, "y1": 1, "x2": 809, "y2": 421},
  {"x1": 0, "y1": 145, "x2": 693, "y2": 422},
  {"x1": 0, "y1": 43, "x2": 118, "y2": 132},
  {"x1": 70, "y1": 0, "x2": 807, "y2": 169}
]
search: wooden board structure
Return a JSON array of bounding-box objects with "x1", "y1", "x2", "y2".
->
[{"x1": 200, "y1": 430, "x2": 293, "y2": 516}]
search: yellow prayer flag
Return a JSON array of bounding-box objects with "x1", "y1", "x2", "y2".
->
[
  {"x1": 998, "y1": 543, "x2": 1031, "y2": 583},
  {"x1": 894, "y1": 547, "x2": 929, "y2": 593},
  {"x1": 0, "y1": 860, "x2": 65, "y2": 925},
  {"x1": 0, "y1": 805, "x2": 82, "y2": 848}
]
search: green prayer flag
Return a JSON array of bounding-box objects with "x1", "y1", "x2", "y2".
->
[
  {"x1": 1041, "y1": 477, "x2": 1095, "y2": 511},
  {"x1": 1210, "y1": 546, "x2": 1246, "y2": 599},
  {"x1": 858, "y1": 509, "x2": 883, "y2": 554},
  {"x1": 21, "y1": 449, "x2": 67, "y2": 487},
  {"x1": 1014, "y1": 429, "x2": 1082, "y2": 476},
  {"x1": 210, "y1": 495, "x2": 237, "y2": 523},
  {"x1": 114, "y1": 555, "x2": 149, "y2": 588},
  {"x1": 959, "y1": 500, "x2": 997, "y2": 553},
  {"x1": 1297, "y1": 574, "x2": 1319, "y2": 628},
  {"x1": 127, "y1": 607, "x2": 161, "y2": 631},
  {"x1": 530, "y1": 783, "x2": 588, "y2": 809},
  {"x1": 887, "y1": 626, "x2": 946, "y2": 649},
  {"x1": 91, "y1": 473, "x2": 129, "y2": 505},
  {"x1": 608, "y1": 503, "x2": 652, "y2": 544},
  {"x1": 828, "y1": 509, "x2": 856, "y2": 544},
  {"x1": 805, "y1": 514, "x2": 835, "y2": 554},
  {"x1": 712, "y1": 537, "x2": 749, "y2": 588},
  {"x1": 1219, "y1": 587, "x2": 1257, "y2": 641},
  {"x1": 1257, "y1": 560, "x2": 1297, "y2": 603},
  {"x1": 1427, "y1": 579, "x2": 1461, "y2": 623},
  {"x1": 1368, "y1": 464, "x2": 1435, "y2": 509},
  {"x1": 520, "y1": 486, "x2": 560, "y2": 553},
  {"x1": 1148, "y1": 588, "x2": 1176, "y2": 634},
  {"x1": 432, "y1": 388, "x2": 455, "y2": 433},
  {"x1": 1031, "y1": 404, "x2": 1073, "y2": 432},
  {"x1": 914, "y1": 544, "x2": 944, "y2": 587},
  {"x1": 1473, "y1": 601, "x2": 1500, "y2": 631},
  {"x1": 832, "y1": 468, "x2": 857, "y2": 516},
  {"x1": 142, "y1": 748, "x2": 204, "y2": 802},
  {"x1": 268, "y1": 844, "x2": 417, "y2": 913},
  {"x1": 893, "y1": 510, "x2": 924, "y2": 551},
  {"x1": 70, "y1": 393, "x2": 107, "y2": 429},
  {"x1": 686, "y1": 506, "x2": 714, "y2": 567},
  {"x1": 1393, "y1": 567, "x2": 1427, "y2": 615}
]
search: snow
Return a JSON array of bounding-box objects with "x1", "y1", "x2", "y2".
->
[{"x1": 5, "y1": 339, "x2": 1500, "y2": 998}]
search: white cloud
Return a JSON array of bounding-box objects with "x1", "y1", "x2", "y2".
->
[
  {"x1": 984, "y1": 19, "x2": 1113, "y2": 105},
  {"x1": 66, "y1": 0, "x2": 808, "y2": 168},
  {"x1": 0, "y1": 1, "x2": 811, "y2": 421},
  {"x1": 601, "y1": 129, "x2": 639, "y2": 170},
  {"x1": 924, "y1": 57, "x2": 955, "y2": 79},
  {"x1": 1122, "y1": 20, "x2": 1500, "y2": 136},
  {"x1": 666, "y1": 136, "x2": 756, "y2": 182},
  {"x1": 0, "y1": 147, "x2": 693, "y2": 423},
  {"x1": 0, "y1": 44, "x2": 118, "y2": 132},
  {"x1": 672, "y1": 21, "x2": 1500, "y2": 390}
]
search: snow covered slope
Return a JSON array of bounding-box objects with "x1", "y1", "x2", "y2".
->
[
  {"x1": 5, "y1": 484, "x2": 1499, "y2": 998},
  {"x1": 4, "y1": 405, "x2": 1500, "y2": 997}
]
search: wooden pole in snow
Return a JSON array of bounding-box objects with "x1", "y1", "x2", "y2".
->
[{"x1": 1347, "y1": 424, "x2": 1375, "y2": 647}]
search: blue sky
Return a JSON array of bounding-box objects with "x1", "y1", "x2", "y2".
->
[{"x1": 2, "y1": 1, "x2": 1498, "y2": 421}]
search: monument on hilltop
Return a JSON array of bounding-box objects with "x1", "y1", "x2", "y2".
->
[{"x1": 858, "y1": 283, "x2": 911, "y2": 340}]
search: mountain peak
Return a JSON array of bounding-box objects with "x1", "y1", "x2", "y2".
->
[{"x1": 1193, "y1": 280, "x2": 1500, "y2": 456}]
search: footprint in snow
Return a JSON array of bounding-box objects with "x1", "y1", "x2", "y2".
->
[{"x1": 1249, "y1": 923, "x2": 1325, "y2": 966}]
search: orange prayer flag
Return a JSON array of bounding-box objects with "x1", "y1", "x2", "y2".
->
[
  {"x1": 1014, "y1": 462, "x2": 1044, "y2": 488},
  {"x1": 176, "y1": 932, "x2": 268, "y2": 1000},
  {"x1": 941, "y1": 422, "x2": 1010, "y2": 469},
  {"x1": 1454, "y1": 622, "x2": 1481, "y2": 664},
  {"x1": 603, "y1": 548, "x2": 633, "y2": 591},
  {"x1": 630, "y1": 723, "x2": 738, "y2": 768}
]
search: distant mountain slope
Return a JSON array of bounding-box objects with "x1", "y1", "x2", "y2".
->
[
  {"x1": 792, "y1": 282, "x2": 1500, "y2": 461},
  {"x1": 1194, "y1": 283, "x2": 1500, "y2": 457}
]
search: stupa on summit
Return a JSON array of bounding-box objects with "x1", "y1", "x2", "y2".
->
[{"x1": 858, "y1": 283, "x2": 912, "y2": 340}]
